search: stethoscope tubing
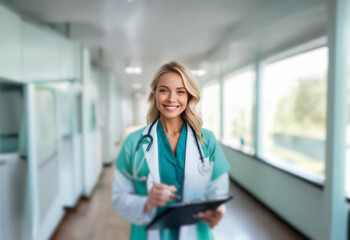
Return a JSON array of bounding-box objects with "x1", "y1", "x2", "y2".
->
[{"x1": 130, "y1": 120, "x2": 207, "y2": 181}]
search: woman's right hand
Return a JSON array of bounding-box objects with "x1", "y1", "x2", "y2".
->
[{"x1": 143, "y1": 181, "x2": 177, "y2": 213}]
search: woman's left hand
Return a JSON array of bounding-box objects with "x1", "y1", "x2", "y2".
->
[{"x1": 193, "y1": 205, "x2": 225, "y2": 228}]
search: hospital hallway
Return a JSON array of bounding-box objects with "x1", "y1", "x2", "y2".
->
[
  {"x1": 50, "y1": 163, "x2": 306, "y2": 240},
  {"x1": 2, "y1": 0, "x2": 350, "y2": 239}
]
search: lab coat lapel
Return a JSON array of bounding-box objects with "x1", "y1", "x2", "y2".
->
[
  {"x1": 182, "y1": 124, "x2": 212, "y2": 201},
  {"x1": 179, "y1": 125, "x2": 211, "y2": 240},
  {"x1": 142, "y1": 120, "x2": 161, "y2": 185},
  {"x1": 143, "y1": 120, "x2": 161, "y2": 240}
]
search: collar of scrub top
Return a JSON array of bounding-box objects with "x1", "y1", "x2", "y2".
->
[
  {"x1": 126, "y1": 119, "x2": 209, "y2": 182},
  {"x1": 138, "y1": 119, "x2": 205, "y2": 163}
]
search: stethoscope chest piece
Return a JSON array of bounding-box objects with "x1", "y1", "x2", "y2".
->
[{"x1": 198, "y1": 161, "x2": 210, "y2": 176}]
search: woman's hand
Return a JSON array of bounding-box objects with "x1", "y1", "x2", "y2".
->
[
  {"x1": 143, "y1": 182, "x2": 177, "y2": 213},
  {"x1": 194, "y1": 205, "x2": 226, "y2": 228}
]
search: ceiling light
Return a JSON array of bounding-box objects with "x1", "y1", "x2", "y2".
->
[
  {"x1": 191, "y1": 69, "x2": 206, "y2": 76},
  {"x1": 132, "y1": 83, "x2": 142, "y2": 89},
  {"x1": 125, "y1": 66, "x2": 142, "y2": 75},
  {"x1": 134, "y1": 93, "x2": 141, "y2": 98},
  {"x1": 55, "y1": 82, "x2": 71, "y2": 91}
]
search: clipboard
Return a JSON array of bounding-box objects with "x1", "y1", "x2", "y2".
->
[{"x1": 146, "y1": 195, "x2": 233, "y2": 230}]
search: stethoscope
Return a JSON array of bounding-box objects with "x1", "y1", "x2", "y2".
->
[{"x1": 123, "y1": 120, "x2": 209, "y2": 181}]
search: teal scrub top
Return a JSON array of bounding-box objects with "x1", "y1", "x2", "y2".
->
[{"x1": 157, "y1": 121, "x2": 187, "y2": 240}]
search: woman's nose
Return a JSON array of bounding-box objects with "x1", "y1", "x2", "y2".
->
[{"x1": 168, "y1": 91, "x2": 176, "y2": 102}]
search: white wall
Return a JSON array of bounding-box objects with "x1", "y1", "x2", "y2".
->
[
  {"x1": 112, "y1": 85, "x2": 123, "y2": 144},
  {"x1": 222, "y1": 146, "x2": 324, "y2": 239},
  {"x1": 134, "y1": 95, "x2": 148, "y2": 126},
  {"x1": 121, "y1": 94, "x2": 133, "y2": 128},
  {"x1": 82, "y1": 51, "x2": 101, "y2": 196}
]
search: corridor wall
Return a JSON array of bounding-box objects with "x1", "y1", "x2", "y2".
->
[
  {"x1": 221, "y1": 146, "x2": 323, "y2": 239},
  {"x1": 82, "y1": 49, "x2": 101, "y2": 197},
  {"x1": 96, "y1": 69, "x2": 124, "y2": 164},
  {"x1": 0, "y1": 3, "x2": 119, "y2": 239},
  {"x1": 56, "y1": 83, "x2": 84, "y2": 208}
]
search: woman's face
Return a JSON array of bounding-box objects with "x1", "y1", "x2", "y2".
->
[{"x1": 155, "y1": 72, "x2": 189, "y2": 120}]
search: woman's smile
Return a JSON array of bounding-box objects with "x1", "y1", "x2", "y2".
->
[{"x1": 163, "y1": 105, "x2": 180, "y2": 112}]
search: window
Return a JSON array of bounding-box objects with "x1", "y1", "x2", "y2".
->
[
  {"x1": 223, "y1": 69, "x2": 256, "y2": 154},
  {"x1": 202, "y1": 82, "x2": 221, "y2": 138},
  {"x1": 261, "y1": 47, "x2": 328, "y2": 182}
]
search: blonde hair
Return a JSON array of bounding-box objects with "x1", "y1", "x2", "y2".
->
[{"x1": 147, "y1": 61, "x2": 203, "y2": 143}]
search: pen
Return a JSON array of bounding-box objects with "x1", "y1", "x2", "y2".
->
[
  {"x1": 148, "y1": 169, "x2": 181, "y2": 200},
  {"x1": 164, "y1": 189, "x2": 181, "y2": 200},
  {"x1": 151, "y1": 180, "x2": 182, "y2": 200}
]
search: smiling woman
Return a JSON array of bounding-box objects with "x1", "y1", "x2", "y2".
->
[
  {"x1": 155, "y1": 72, "x2": 189, "y2": 121},
  {"x1": 112, "y1": 61, "x2": 231, "y2": 240},
  {"x1": 147, "y1": 62, "x2": 203, "y2": 143}
]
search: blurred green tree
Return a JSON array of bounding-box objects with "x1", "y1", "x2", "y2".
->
[{"x1": 274, "y1": 75, "x2": 327, "y2": 139}]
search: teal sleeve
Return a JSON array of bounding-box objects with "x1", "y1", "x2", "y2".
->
[
  {"x1": 115, "y1": 135, "x2": 133, "y2": 179},
  {"x1": 207, "y1": 131, "x2": 231, "y2": 181}
]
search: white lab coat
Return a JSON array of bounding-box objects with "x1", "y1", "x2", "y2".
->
[{"x1": 112, "y1": 120, "x2": 229, "y2": 240}]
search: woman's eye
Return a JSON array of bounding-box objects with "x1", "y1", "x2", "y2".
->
[
  {"x1": 159, "y1": 89, "x2": 167, "y2": 93},
  {"x1": 178, "y1": 91, "x2": 185, "y2": 94}
]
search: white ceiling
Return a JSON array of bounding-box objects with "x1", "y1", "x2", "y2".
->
[{"x1": 6, "y1": 0, "x2": 327, "y2": 95}]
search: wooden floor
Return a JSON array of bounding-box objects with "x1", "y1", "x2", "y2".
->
[
  {"x1": 51, "y1": 165, "x2": 306, "y2": 240},
  {"x1": 51, "y1": 165, "x2": 130, "y2": 240},
  {"x1": 212, "y1": 179, "x2": 306, "y2": 240}
]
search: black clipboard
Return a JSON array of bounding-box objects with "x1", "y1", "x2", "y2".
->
[{"x1": 146, "y1": 195, "x2": 233, "y2": 230}]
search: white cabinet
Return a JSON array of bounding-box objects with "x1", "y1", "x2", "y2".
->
[
  {"x1": 73, "y1": 43, "x2": 82, "y2": 81},
  {"x1": 0, "y1": 6, "x2": 21, "y2": 81},
  {"x1": 0, "y1": 154, "x2": 26, "y2": 240},
  {"x1": 22, "y1": 21, "x2": 61, "y2": 82},
  {"x1": 59, "y1": 38, "x2": 75, "y2": 80},
  {"x1": 0, "y1": 5, "x2": 79, "y2": 83},
  {"x1": 22, "y1": 21, "x2": 78, "y2": 82}
]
